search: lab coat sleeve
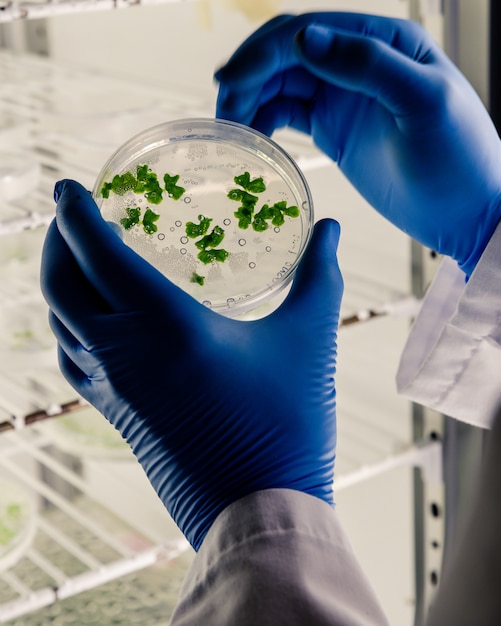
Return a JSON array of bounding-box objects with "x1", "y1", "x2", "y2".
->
[
  {"x1": 169, "y1": 489, "x2": 390, "y2": 626},
  {"x1": 396, "y1": 220, "x2": 501, "y2": 428}
]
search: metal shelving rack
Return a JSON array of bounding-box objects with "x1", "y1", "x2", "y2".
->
[
  {"x1": 0, "y1": 427, "x2": 189, "y2": 622},
  {"x1": 0, "y1": 0, "x2": 193, "y2": 23}
]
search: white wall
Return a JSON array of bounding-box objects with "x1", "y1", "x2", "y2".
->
[{"x1": 46, "y1": 0, "x2": 409, "y2": 89}]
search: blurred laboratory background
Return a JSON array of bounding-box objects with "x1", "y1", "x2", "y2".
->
[{"x1": 0, "y1": 1, "x2": 494, "y2": 624}]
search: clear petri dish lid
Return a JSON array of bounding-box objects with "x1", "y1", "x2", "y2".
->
[
  {"x1": 0, "y1": 116, "x2": 31, "y2": 149},
  {"x1": 0, "y1": 152, "x2": 41, "y2": 202},
  {"x1": 92, "y1": 118, "x2": 314, "y2": 318},
  {"x1": 0, "y1": 475, "x2": 37, "y2": 572},
  {"x1": 42, "y1": 406, "x2": 133, "y2": 461},
  {"x1": 34, "y1": 83, "x2": 161, "y2": 135}
]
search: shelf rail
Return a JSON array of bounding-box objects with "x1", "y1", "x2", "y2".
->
[{"x1": 0, "y1": 0, "x2": 195, "y2": 24}]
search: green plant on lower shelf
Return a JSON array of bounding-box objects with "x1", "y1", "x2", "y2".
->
[{"x1": 0, "y1": 503, "x2": 23, "y2": 547}]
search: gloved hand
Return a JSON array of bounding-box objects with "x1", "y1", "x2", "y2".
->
[
  {"x1": 215, "y1": 12, "x2": 501, "y2": 277},
  {"x1": 41, "y1": 179, "x2": 343, "y2": 551}
]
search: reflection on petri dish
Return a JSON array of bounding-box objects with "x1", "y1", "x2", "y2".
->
[
  {"x1": 0, "y1": 475, "x2": 37, "y2": 572},
  {"x1": 43, "y1": 407, "x2": 133, "y2": 461},
  {"x1": 93, "y1": 118, "x2": 313, "y2": 318},
  {"x1": 74, "y1": 108, "x2": 173, "y2": 151},
  {"x1": 0, "y1": 117, "x2": 30, "y2": 150}
]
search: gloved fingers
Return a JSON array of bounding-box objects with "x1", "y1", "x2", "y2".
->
[
  {"x1": 57, "y1": 344, "x2": 94, "y2": 403},
  {"x1": 53, "y1": 179, "x2": 202, "y2": 318},
  {"x1": 215, "y1": 13, "x2": 431, "y2": 87},
  {"x1": 277, "y1": 218, "x2": 343, "y2": 329},
  {"x1": 215, "y1": 12, "x2": 436, "y2": 124},
  {"x1": 294, "y1": 24, "x2": 435, "y2": 120},
  {"x1": 216, "y1": 83, "x2": 253, "y2": 126},
  {"x1": 214, "y1": 13, "x2": 298, "y2": 88},
  {"x1": 41, "y1": 219, "x2": 115, "y2": 346},
  {"x1": 217, "y1": 65, "x2": 319, "y2": 128},
  {"x1": 215, "y1": 14, "x2": 318, "y2": 124},
  {"x1": 250, "y1": 96, "x2": 312, "y2": 137},
  {"x1": 48, "y1": 311, "x2": 98, "y2": 377}
]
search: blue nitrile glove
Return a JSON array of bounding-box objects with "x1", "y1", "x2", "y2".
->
[
  {"x1": 215, "y1": 13, "x2": 501, "y2": 277},
  {"x1": 41, "y1": 179, "x2": 343, "y2": 551}
]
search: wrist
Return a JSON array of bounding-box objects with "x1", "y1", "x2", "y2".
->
[{"x1": 458, "y1": 198, "x2": 501, "y2": 278}]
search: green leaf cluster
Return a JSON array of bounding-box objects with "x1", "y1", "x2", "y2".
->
[
  {"x1": 164, "y1": 173, "x2": 186, "y2": 200},
  {"x1": 228, "y1": 190, "x2": 259, "y2": 229},
  {"x1": 185, "y1": 217, "x2": 228, "y2": 267},
  {"x1": 234, "y1": 171, "x2": 266, "y2": 193},
  {"x1": 252, "y1": 201, "x2": 300, "y2": 232},
  {"x1": 228, "y1": 172, "x2": 264, "y2": 229},
  {"x1": 195, "y1": 225, "x2": 225, "y2": 251},
  {"x1": 142, "y1": 208, "x2": 161, "y2": 234},
  {"x1": 197, "y1": 249, "x2": 229, "y2": 264},
  {"x1": 194, "y1": 224, "x2": 228, "y2": 265},
  {"x1": 228, "y1": 172, "x2": 299, "y2": 232},
  {"x1": 120, "y1": 206, "x2": 141, "y2": 230},
  {"x1": 120, "y1": 206, "x2": 160, "y2": 234},
  {"x1": 185, "y1": 215, "x2": 212, "y2": 238},
  {"x1": 101, "y1": 166, "x2": 185, "y2": 204},
  {"x1": 136, "y1": 165, "x2": 164, "y2": 204},
  {"x1": 104, "y1": 168, "x2": 300, "y2": 287},
  {"x1": 190, "y1": 272, "x2": 205, "y2": 286}
]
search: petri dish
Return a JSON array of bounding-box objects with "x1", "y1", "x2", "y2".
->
[
  {"x1": 0, "y1": 475, "x2": 37, "y2": 572},
  {"x1": 92, "y1": 118, "x2": 313, "y2": 318},
  {"x1": 0, "y1": 152, "x2": 41, "y2": 203},
  {"x1": 44, "y1": 407, "x2": 133, "y2": 461}
]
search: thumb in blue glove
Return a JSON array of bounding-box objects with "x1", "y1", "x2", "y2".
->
[
  {"x1": 41, "y1": 179, "x2": 343, "y2": 551},
  {"x1": 215, "y1": 13, "x2": 501, "y2": 277}
]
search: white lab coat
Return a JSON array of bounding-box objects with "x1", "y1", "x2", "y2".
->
[
  {"x1": 170, "y1": 223, "x2": 501, "y2": 625},
  {"x1": 171, "y1": 463, "x2": 501, "y2": 626},
  {"x1": 397, "y1": 220, "x2": 501, "y2": 429},
  {"x1": 170, "y1": 489, "x2": 391, "y2": 626}
]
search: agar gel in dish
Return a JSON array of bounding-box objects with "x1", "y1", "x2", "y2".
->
[{"x1": 93, "y1": 119, "x2": 313, "y2": 318}]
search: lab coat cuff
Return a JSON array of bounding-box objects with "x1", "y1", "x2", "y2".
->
[
  {"x1": 397, "y1": 219, "x2": 501, "y2": 428},
  {"x1": 170, "y1": 489, "x2": 390, "y2": 625}
]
